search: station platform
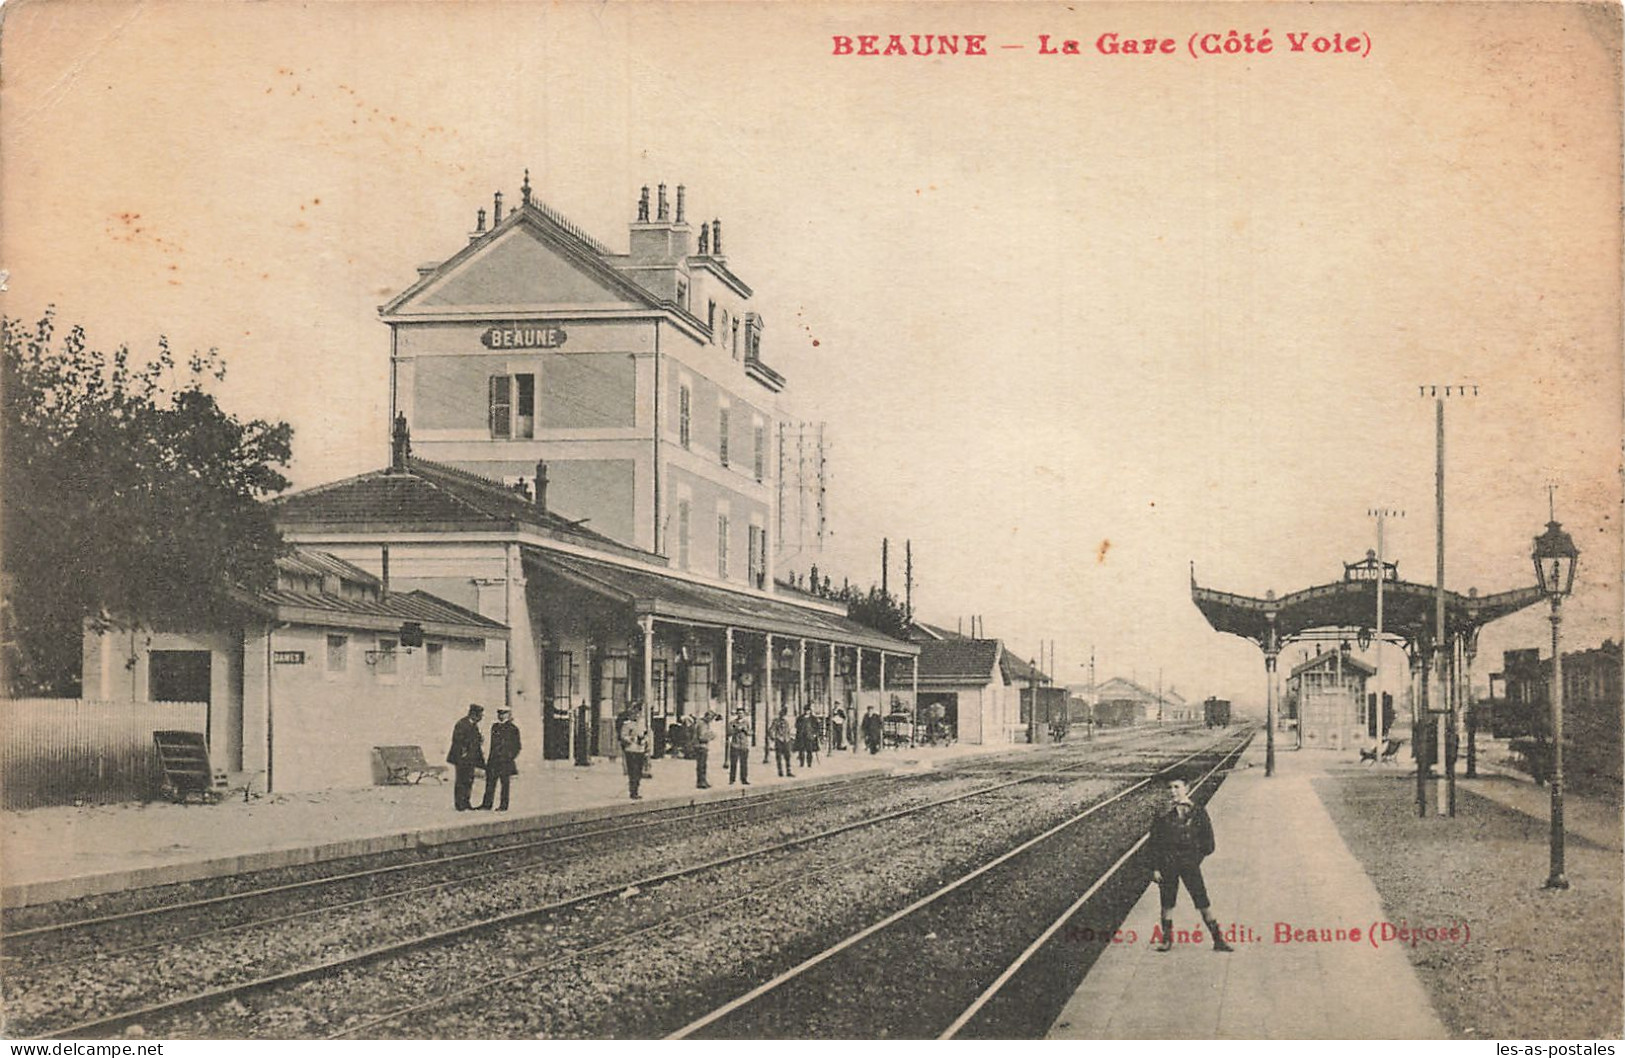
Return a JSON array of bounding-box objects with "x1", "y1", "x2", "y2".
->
[
  {"x1": 1048, "y1": 741, "x2": 1451, "y2": 1040},
  {"x1": 1, "y1": 736, "x2": 1035, "y2": 910}
]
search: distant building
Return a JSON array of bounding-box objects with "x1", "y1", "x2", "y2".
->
[
  {"x1": 1284, "y1": 648, "x2": 1375, "y2": 752},
  {"x1": 907, "y1": 623, "x2": 1058, "y2": 743}
]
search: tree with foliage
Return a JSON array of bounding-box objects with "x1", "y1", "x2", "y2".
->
[
  {"x1": 1, "y1": 310, "x2": 293, "y2": 696},
  {"x1": 844, "y1": 584, "x2": 911, "y2": 639}
]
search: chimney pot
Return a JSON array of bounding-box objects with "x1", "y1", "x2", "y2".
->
[
  {"x1": 476, "y1": 208, "x2": 486, "y2": 232},
  {"x1": 390, "y1": 412, "x2": 412, "y2": 471},
  {"x1": 638, "y1": 186, "x2": 650, "y2": 222},
  {"x1": 675, "y1": 184, "x2": 686, "y2": 224},
  {"x1": 657, "y1": 183, "x2": 669, "y2": 222},
  {"x1": 712, "y1": 218, "x2": 723, "y2": 255},
  {"x1": 521, "y1": 169, "x2": 532, "y2": 206},
  {"x1": 535, "y1": 460, "x2": 550, "y2": 514},
  {"x1": 493, "y1": 190, "x2": 504, "y2": 225},
  {"x1": 698, "y1": 223, "x2": 709, "y2": 255}
]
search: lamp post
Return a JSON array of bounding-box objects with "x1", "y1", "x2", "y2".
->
[
  {"x1": 1027, "y1": 659, "x2": 1039, "y2": 744},
  {"x1": 1532, "y1": 508, "x2": 1578, "y2": 890}
]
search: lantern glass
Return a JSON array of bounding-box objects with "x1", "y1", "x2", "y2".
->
[{"x1": 1531, "y1": 520, "x2": 1579, "y2": 598}]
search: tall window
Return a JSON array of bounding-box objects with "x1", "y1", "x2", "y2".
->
[
  {"x1": 677, "y1": 500, "x2": 691, "y2": 570},
  {"x1": 600, "y1": 653, "x2": 631, "y2": 714},
  {"x1": 718, "y1": 407, "x2": 730, "y2": 467},
  {"x1": 753, "y1": 423, "x2": 766, "y2": 482},
  {"x1": 679, "y1": 383, "x2": 692, "y2": 448},
  {"x1": 326, "y1": 634, "x2": 348, "y2": 674},
  {"x1": 489, "y1": 373, "x2": 535, "y2": 439},
  {"x1": 375, "y1": 637, "x2": 399, "y2": 677},
  {"x1": 717, "y1": 513, "x2": 731, "y2": 579},
  {"x1": 731, "y1": 319, "x2": 740, "y2": 360},
  {"x1": 548, "y1": 651, "x2": 577, "y2": 711},
  {"x1": 514, "y1": 374, "x2": 535, "y2": 438}
]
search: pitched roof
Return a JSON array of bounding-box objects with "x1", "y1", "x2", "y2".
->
[
  {"x1": 1289, "y1": 651, "x2": 1378, "y2": 679},
  {"x1": 271, "y1": 457, "x2": 651, "y2": 561},
  {"x1": 999, "y1": 650, "x2": 1050, "y2": 684},
  {"x1": 379, "y1": 200, "x2": 662, "y2": 318},
  {"x1": 916, "y1": 639, "x2": 1001, "y2": 685}
]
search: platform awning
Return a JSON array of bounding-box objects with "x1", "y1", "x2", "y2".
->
[
  {"x1": 523, "y1": 548, "x2": 919, "y2": 656},
  {"x1": 1191, "y1": 572, "x2": 1544, "y2": 650}
]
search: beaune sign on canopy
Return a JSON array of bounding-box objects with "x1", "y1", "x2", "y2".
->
[{"x1": 481, "y1": 324, "x2": 568, "y2": 350}]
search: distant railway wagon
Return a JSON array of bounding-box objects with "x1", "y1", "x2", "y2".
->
[
  {"x1": 1203, "y1": 697, "x2": 1231, "y2": 727},
  {"x1": 1092, "y1": 700, "x2": 1140, "y2": 727}
]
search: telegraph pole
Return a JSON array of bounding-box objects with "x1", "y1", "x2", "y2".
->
[
  {"x1": 1420, "y1": 383, "x2": 1476, "y2": 816},
  {"x1": 1369, "y1": 508, "x2": 1403, "y2": 754}
]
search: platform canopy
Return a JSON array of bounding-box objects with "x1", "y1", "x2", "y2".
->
[{"x1": 1190, "y1": 551, "x2": 1545, "y2": 653}]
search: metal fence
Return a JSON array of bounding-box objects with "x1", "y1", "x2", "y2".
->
[{"x1": 1, "y1": 699, "x2": 207, "y2": 810}]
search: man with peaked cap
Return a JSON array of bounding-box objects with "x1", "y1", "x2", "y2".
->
[
  {"x1": 447, "y1": 703, "x2": 486, "y2": 811},
  {"x1": 479, "y1": 707, "x2": 521, "y2": 811}
]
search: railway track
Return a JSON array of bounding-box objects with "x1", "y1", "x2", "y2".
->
[
  {"x1": 671, "y1": 729, "x2": 1253, "y2": 1039},
  {"x1": 7, "y1": 727, "x2": 1202, "y2": 1038}
]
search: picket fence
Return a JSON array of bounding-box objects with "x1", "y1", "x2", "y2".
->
[{"x1": 0, "y1": 698, "x2": 208, "y2": 810}]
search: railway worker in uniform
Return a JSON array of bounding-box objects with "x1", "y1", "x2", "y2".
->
[
  {"x1": 794, "y1": 707, "x2": 820, "y2": 769},
  {"x1": 619, "y1": 709, "x2": 651, "y2": 800},
  {"x1": 692, "y1": 710, "x2": 716, "y2": 789},
  {"x1": 446, "y1": 703, "x2": 486, "y2": 811},
  {"x1": 769, "y1": 707, "x2": 795, "y2": 778},
  {"x1": 727, "y1": 707, "x2": 753, "y2": 785},
  {"x1": 1148, "y1": 777, "x2": 1234, "y2": 953},
  {"x1": 479, "y1": 707, "x2": 521, "y2": 811},
  {"x1": 861, "y1": 706, "x2": 885, "y2": 755}
]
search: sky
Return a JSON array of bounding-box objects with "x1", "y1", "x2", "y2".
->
[{"x1": 3, "y1": 1, "x2": 1620, "y2": 712}]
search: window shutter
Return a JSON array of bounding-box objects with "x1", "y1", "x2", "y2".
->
[{"x1": 489, "y1": 375, "x2": 512, "y2": 438}]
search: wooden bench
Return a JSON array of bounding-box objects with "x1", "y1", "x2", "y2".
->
[{"x1": 375, "y1": 745, "x2": 449, "y2": 785}]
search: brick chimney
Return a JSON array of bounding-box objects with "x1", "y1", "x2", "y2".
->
[
  {"x1": 534, "y1": 460, "x2": 549, "y2": 515},
  {"x1": 390, "y1": 413, "x2": 412, "y2": 472}
]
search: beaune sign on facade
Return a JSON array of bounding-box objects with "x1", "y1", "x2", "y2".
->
[{"x1": 480, "y1": 324, "x2": 569, "y2": 350}]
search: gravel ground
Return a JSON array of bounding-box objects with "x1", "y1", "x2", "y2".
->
[
  {"x1": 1314, "y1": 770, "x2": 1623, "y2": 1039},
  {"x1": 2, "y1": 773, "x2": 903, "y2": 935},
  {"x1": 3, "y1": 771, "x2": 1003, "y2": 1036},
  {"x1": 2, "y1": 773, "x2": 928, "y2": 964},
  {"x1": 140, "y1": 771, "x2": 1127, "y2": 1038},
  {"x1": 9, "y1": 731, "x2": 1231, "y2": 1039}
]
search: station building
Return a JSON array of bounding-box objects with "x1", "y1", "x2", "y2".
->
[
  {"x1": 262, "y1": 179, "x2": 917, "y2": 780},
  {"x1": 380, "y1": 176, "x2": 785, "y2": 584}
]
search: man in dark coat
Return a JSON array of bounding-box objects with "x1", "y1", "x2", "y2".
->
[
  {"x1": 1148, "y1": 778, "x2": 1233, "y2": 952},
  {"x1": 479, "y1": 707, "x2": 521, "y2": 811},
  {"x1": 447, "y1": 703, "x2": 486, "y2": 811},
  {"x1": 861, "y1": 706, "x2": 884, "y2": 754},
  {"x1": 794, "y1": 708, "x2": 820, "y2": 769}
]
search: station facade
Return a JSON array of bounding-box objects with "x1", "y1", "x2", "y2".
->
[{"x1": 380, "y1": 177, "x2": 785, "y2": 588}]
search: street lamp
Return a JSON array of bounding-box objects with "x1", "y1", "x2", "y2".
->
[{"x1": 1532, "y1": 512, "x2": 1578, "y2": 890}]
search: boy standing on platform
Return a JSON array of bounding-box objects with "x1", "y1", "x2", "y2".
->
[{"x1": 1148, "y1": 777, "x2": 1234, "y2": 953}]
